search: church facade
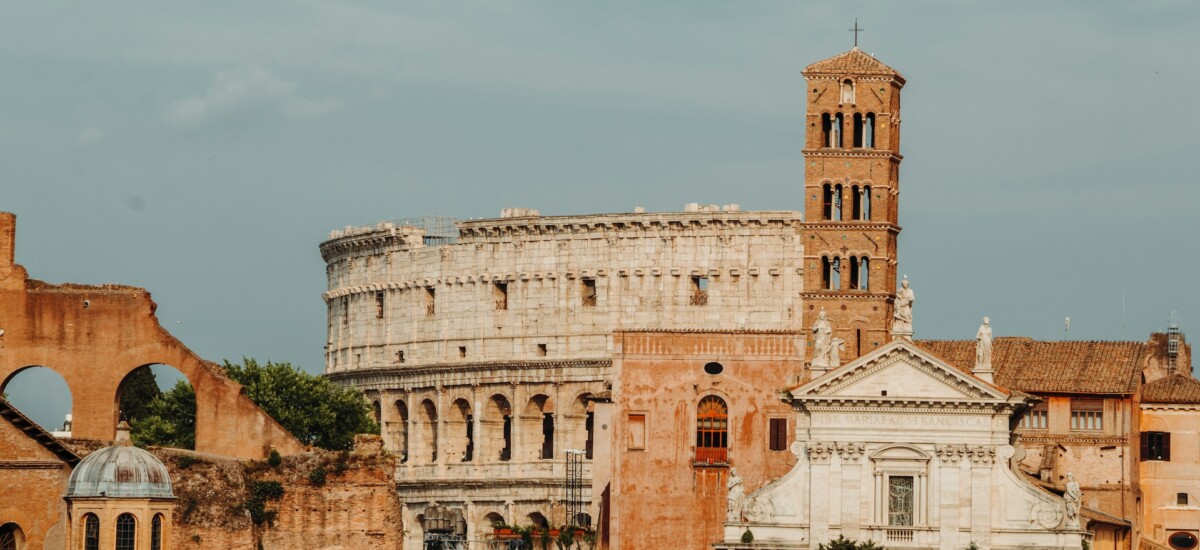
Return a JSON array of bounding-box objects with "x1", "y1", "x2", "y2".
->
[{"x1": 712, "y1": 339, "x2": 1085, "y2": 550}]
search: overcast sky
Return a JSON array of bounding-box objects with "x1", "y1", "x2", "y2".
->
[{"x1": 3, "y1": 1, "x2": 1198, "y2": 429}]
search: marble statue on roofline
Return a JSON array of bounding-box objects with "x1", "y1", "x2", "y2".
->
[
  {"x1": 976, "y1": 316, "x2": 993, "y2": 370},
  {"x1": 811, "y1": 309, "x2": 834, "y2": 368},
  {"x1": 891, "y1": 277, "x2": 914, "y2": 339}
]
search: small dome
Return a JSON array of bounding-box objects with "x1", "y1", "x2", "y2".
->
[{"x1": 65, "y1": 445, "x2": 174, "y2": 499}]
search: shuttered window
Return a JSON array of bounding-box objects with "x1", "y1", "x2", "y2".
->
[
  {"x1": 1141, "y1": 431, "x2": 1171, "y2": 461},
  {"x1": 769, "y1": 418, "x2": 788, "y2": 451}
]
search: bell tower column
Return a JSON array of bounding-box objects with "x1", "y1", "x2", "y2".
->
[{"x1": 800, "y1": 47, "x2": 906, "y2": 363}]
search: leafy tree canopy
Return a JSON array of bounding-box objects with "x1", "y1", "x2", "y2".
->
[
  {"x1": 818, "y1": 535, "x2": 884, "y2": 550},
  {"x1": 131, "y1": 379, "x2": 196, "y2": 449},
  {"x1": 222, "y1": 358, "x2": 378, "y2": 450},
  {"x1": 118, "y1": 366, "x2": 162, "y2": 423}
]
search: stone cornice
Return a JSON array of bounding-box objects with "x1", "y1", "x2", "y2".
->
[
  {"x1": 0, "y1": 460, "x2": 67, "y2": 469},
  {"x1": 802, "y1": 149, "x2": 903, "y2": 162},
  {"x1": 800, "y1": 292, "x2": 894, "y2": 301},
  {"x1": 324, "y1": 264, "x2": 800, "y2": 301},
  {"x1": 324, "y1": 359, "x2": 612, "y2": 386},
  {"x1": 1017, "y1": 434, "x2": 1128, "y2": 446},
  {"x1": 798, "y1": 400, "x2": 1017, "y2": 414},
  {"x1": 394, "y1": 477, "x2": 583, "y2": 491},
  {"x1": 1140, "y1": 403, "x2": 1200, "y2": 411},
  {"x1": 800, "y1": 222, "x2": 900, "y2": 234},
  {"x1": 456, "y1": 211, "x2": 802, "y2": 239}
]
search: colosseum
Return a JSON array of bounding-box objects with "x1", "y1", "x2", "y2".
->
[{"x1": 320, "y1": 46, "x2": 905, "y2": 548}]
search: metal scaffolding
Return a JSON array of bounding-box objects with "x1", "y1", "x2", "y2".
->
[
  {"x1": 1168, "y1": 311, "x2": 1182, "y2": 374},
  {"x1": 564, "y1": 449, "x2": 586, "y2": 527}
]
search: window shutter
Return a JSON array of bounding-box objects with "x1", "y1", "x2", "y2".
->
[
  {"x1": 1163, "y1": 432, "x2": 1171, "y2": 462},
  {"x1": 1140, "y1": 432, "x2": 1150, "y2": 461}
]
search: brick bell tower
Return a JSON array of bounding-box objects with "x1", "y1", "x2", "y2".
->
[{"x1": 800, "y1": 47, "x2": 904, "y2": 365}]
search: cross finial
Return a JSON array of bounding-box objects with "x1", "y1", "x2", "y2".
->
[{"x1": 849, "y1": 18, "x2": 864, "y2": 48}]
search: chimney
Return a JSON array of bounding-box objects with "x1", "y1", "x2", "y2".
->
[{"x1": 0, "y1": 212, "x2": 14, "y2": 268}]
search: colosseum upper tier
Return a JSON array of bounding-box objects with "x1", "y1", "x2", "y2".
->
[{"x1": 319, "y1": 205, "x2": 806, "y2": 538}]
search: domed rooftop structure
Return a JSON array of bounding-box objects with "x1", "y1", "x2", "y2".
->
[{"x1": 65, "y1": 435, "x2": 174, "y2": 499}]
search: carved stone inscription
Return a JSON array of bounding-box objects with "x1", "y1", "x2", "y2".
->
[{"x1": 823, "y1": 413, "x2": 988, "y2": 429}]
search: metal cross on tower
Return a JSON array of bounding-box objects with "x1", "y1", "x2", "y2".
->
[{"x1": 849, "y1": 19, "x2": 864, "y2": 47}]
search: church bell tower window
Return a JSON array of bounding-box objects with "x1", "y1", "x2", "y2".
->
[{"x1": 841, "y1": 79, "x2": 855, "y2": 104}]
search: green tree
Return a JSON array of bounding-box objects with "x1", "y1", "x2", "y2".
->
[
  {"x1": 222, "y1": 358, "x2": 378, "y2": 450},
  {"x1": 118, "y1": 366, "x2": 161, "y2": 422},
  {"x1": 818, "y1": 535, "x2": 884, "y2": 550},
  {"x1": 130, "y1": 380, "x2": 196, "y2": 449}
]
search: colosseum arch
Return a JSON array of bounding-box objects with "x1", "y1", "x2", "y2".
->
[
  {"x1": 390, "y1": 399, "x2": 410, "y2": 462},
  {"x1": 0, "y1": 213, "x2": 302, "y2": 459},
  {"x1": 522, "y1": 394, "x2": 555, "y2": 461},
  {"x1": 416, "y1": 399, "x2": 438, "y2": 463},
  {"x1": 482, "y1": 394, "x2": 512, "y2": 462},
  {"x1": 445, "y1": 397, "x2": 473, "y2": 463}
]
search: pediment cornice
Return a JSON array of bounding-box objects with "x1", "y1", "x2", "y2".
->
[{"x1": 793, "y1": 343, "x2": 1006, "y2": 402}]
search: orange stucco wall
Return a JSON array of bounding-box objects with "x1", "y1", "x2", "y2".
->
[{"x1": 606, "y1": 330, "x2": 804, "y2": 550}]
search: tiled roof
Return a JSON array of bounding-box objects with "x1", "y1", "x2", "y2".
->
[
  {"x1": 0, "y1": 397, "x2": 81, "y2": 465},
  {"x1": 804, "y1": 47, "x2": 903, "y2": 79},
  {"x1": 916, "y1": 338, "x2": 1147, "y2": 395},
  {"x1": 1141, "y1": 373, "x2": 1200, "y2": 404}
]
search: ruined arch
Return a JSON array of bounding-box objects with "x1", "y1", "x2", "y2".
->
[
  {"x1": 115, "y1": 363, "x2": 196, "y2": 449},
  {"x1": 1, "y1": 365, "x2": 72, "y2": 434}
]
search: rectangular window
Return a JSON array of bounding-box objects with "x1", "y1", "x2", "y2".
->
[
  {"x1": 536, "y1": 343, "x2": 547, "y2": 357},
  {"x1": 1141, "y1": 431, "x2": 1171, "y2": 461},
  {"x1": 582, "y1": 278, "x2": 597, "y2": 307},
  {"x1": 1020, "y1": 403, "x2": 1048, "y2": 430},
  {"x1": 769, "y1": 418, "x2": 788, "y2": 451},
  {"x1": 690, "y1": 276, "x2": 709, "y2": 306},
  {"x1": 375, "y1": 291, "x2": 385, "y2": 319},
  {"x1": 458, "y1": 346, "x2": 467, "y2": 358},
  {"x1": 1070, "y1": 399, "x2": 1103, "y2": 431},
  {"x1": 628, "y1": 414, "x2": 646, "y2": 450},
  {"x1": 342, "y1": 297, "x2": 350, "y2": 326},
  {"x1": 1178, "y1": 493, "x2": 1189, "y2": 506},
  {"x1": 888, "y1": 475, "x2": 915, "y2": 526},
  {"x1": 396, "y1": 350, "x2": 405, "y2": 364},
  {"x1": 494, "y1": 282, "x2": 508, "y2": 310},
  {"x1": 425, "y1": 287, "x2": 436, "y2": 316}
]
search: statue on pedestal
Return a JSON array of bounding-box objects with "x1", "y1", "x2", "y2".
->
[
  {"x1": 976, "y1": 317, "x2": 993, "y2": 371},
  {"x1": 811, "y1": 309, "x2": 834, "y2": 368},
  {"x1": 1064, "y1": 473, "x2": 1082, "y2": 529},
  {"x1": 891, "y1": 277, "x2": 915, "y2": 339},
  {"x1": 727, "y1": 467, "x2": 744, "y2": 522}
]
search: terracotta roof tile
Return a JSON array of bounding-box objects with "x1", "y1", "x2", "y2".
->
[
  {"x1": 0, "y1": 397, "x2": 81, "y2": 465},
  {"x1": 804, "y1": 47, "x2": 903, "y2": 79},
  {"x1": 915, "y1": 338, "x2": 1147, "y2": 395},
  {"x1": 1141, "y1": 373, "x2": 1200, "y2": 403}
]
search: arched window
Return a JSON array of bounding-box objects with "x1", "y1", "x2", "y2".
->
[
  {"x1": 849, "y1": 256, "x2": 860, "y2": 290},
  {"x1": 822, "y1": 184, "x2": 834, "y2": 220},
  {"x1": 832, "y1": 184, "x2": 843, "y2": 221},
  {"x1": 865, "y1": 113, "x2": 876, "y2": 148},
  {"x1": 821, "y1": 113, "x2": 833, "y2": 148},
  {"x1": 833, "y1": 113, "x2": 844, "y2": 148},
  {"x1": 860, "y1": 258, "x2": 870, "y2": 290},
  {"x1": 393, "y1": 400, "x2": 409, "y2": 464},
  {"x1": 851, "y1": 185, "x2": 862, "y2": 220},
  {"x1": 0, "y1": 523, "x2": 24, "y2": 550},
  {"x1": 116, "y1": 513, "x2": 136, "y2": 550},
  {"x1": 853, "y1": 113, "x2": 864, "y2": 147},
  {"x1": 821, "y1": 256, "x2": 832, "y2": 290},
  {"x1": 841, "y1": 79, "x2": 855, "y2": 104},
  {"x1": 696, "y1": 396, "x2": 728, "y2": 464},
  {"x1": 83, "y1": 514, "x2": 100, "y2": 550},
  {"x1": 861, "y1": 186, "x2": 872, "y2": 220},
  {"x1": 151, "y1": 514, "x2": 164, "y2": 550}
]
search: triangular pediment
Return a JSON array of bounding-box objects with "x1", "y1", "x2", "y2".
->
[{"x1": 792, "y1": 340, "x2": 1008, "y2": 402}]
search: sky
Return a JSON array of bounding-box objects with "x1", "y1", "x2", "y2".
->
[{"x1": 3, "y1": 1, "x2": 1198, "y2": 429}]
